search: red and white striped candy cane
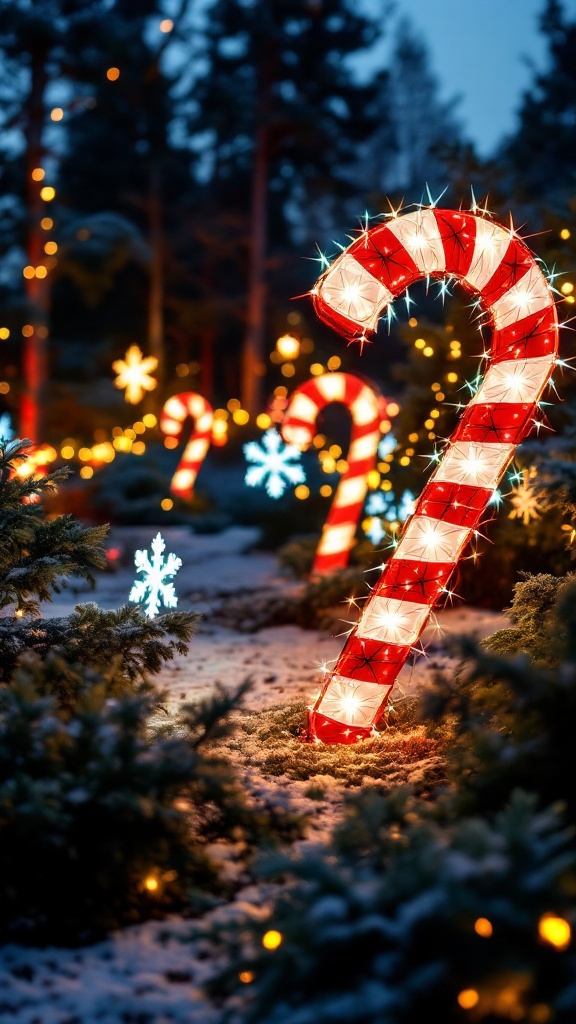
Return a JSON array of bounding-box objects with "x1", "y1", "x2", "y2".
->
[
  {"x1": 282, "y1": 373, "x2": 383, "y2": 576},
  {"x1": 160, "y1": 392, "x2": 214, "y2": 500},
  {"x1": 306, "y1": 207, "x2": 559, "y2": 744}
]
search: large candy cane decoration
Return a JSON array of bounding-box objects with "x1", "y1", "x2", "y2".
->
[
  {"x1": 306, "y1": 207, "x2": 559, "y2": 744},
  {"x1": 282, "y1": 373, "x2": 382, "y2": 576},
  {"x1": 160, "y1": 392, "x2": 214, "y2": 500}
]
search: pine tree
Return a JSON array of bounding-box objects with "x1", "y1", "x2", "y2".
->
[{"x1": 191, "y1": 0, "x2": 385, "y2": 412}]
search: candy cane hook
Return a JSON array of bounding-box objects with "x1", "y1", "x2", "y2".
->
[
  {"x1": 282, "y1": 373, "x2": 382, "y2": 576},
  {"x1": 160, "y1": 392, "x2": 214, "y2": 500},
  {"x1": 307, "y1": 207, "x2": 559, "y2": 744}
]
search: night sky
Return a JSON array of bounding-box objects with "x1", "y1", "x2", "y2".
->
[{"x1": 365, "y1": 0, "x2": 576, "y2": 155}]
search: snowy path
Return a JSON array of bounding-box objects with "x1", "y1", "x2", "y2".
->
[{"x1": 3, "y1": 526, "x2": 507, "y2": 1023}]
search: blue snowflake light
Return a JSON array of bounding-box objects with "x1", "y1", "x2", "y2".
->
[
  {"x1": 365, "y1": 517, "x2": 386, "y2": 545},
  {"x1": 129, "y1": 532, "x2": 182, "y2": 618},
  {"x1": 397, "y1": 489, "x2": 416, "y2": 520},
  {"x1": 0, "y1": 413, "x2": 14, "y2": 442},
  {"x1": 365, "y1": 491, "x2": 388, "y2": 516},
  {"x1": 243, "y1": 428, "x2": 305, "y2": 499},
  {"x1": 378, "y1": 433, "x2": 397, "y2": 459}
]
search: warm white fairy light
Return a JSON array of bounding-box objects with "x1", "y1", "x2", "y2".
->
[{"x1": 112, "y1": 345, "x2": 158, "y2": 404}]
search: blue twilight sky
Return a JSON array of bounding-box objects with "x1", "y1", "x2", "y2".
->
[{"x1": 365, "y1": 0, "x2": 576, "y2": 156}]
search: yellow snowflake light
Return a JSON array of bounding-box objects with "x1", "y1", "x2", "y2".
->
[
  {"x1": 508, "y1": 468, "x2": 545, "y2": 526},
  {"x1": 112, "y1": 345, "x2": 158, "y2": 404}
]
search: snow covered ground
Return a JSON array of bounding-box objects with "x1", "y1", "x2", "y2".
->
[{"x1": 3, "y1": 526, "x2": 506, "y2": 1023}]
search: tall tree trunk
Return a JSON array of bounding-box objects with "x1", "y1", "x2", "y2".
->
[
  {"x1": 147, "y1": 161, "x2": 164, "y2": 403},
  {"x1": 21, "y1": 47, "x2": 48, "y2": 444},
  {"x1": 241, "y1": 115, "x2": 268, "y2": 416}
]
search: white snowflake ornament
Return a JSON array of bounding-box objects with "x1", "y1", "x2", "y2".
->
[
  {"x1": 243, "y1": 428, "x2": 305, "y2": 499},
  {"x1": 129, "y1": 532, "x2": 182, "y2": 618}
]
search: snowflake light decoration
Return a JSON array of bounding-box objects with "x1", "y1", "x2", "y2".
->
[
  {"x1": 112, "y1": 345, "x2": 158, "y2": 404},
  {"x1": 364, "y1": 516, "x2": 386, "y2": 545},
  {"x1": 129, "y1": 532, "x2": 182, "y2": 618},
  {"x1": 397, "y1": 489, "x2": 416, "y2": 521},
  {"x1": 365, "y1": 491, "x2": 388, "y2": 516},
  {"x1": 378, "y1": 433, "x2": 397, "y2": 459},
  {"x1": 243, "y1": 428, "x2": 305, "y2": 499},
  {"x1": 508, "y1": 468, "x2": 545, "y2": 526},
  {"x1": 0, "y1": 413, "x2": 14, "y2": 442}
]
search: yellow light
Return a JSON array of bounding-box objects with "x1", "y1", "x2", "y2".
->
[
  {"x1": 406, "y1": 447, "x2": 414, "y2": 456},
  {"x1": 32, "y1": 167, "x2": 45, "y2": 182},
  {"x1": 381, "y1": 463, "x2": 390, "y2": 474},
  {"x1": 408, "y1": 432, "x2": 418, "y2": 443},
  {"x1": 382, "y1": 478, "x2": 392, "y2": 490},
  {"x1": 132, "y1": 440, "x2": 146, "y2": 455},
  {"x1": 436, "y1": 392, "x2": 445, "y2": 401},
  {"x1": 22, "y1": 324, "x2": 33, "y2": 337},
  {"x1": 560, "y1": 228, "x2": 571, "y2": 240},
  {"x1": 322, "y1": 456, "x2": 336, "y2": 473},
  {"x1": 14, "y1": 608, "x2": 24, "y2": 618},
  {"x1": 430, "y1": 409, "x2": 440, "y2": 419},
  {"x1": 457, "y1": 989, "x2": 479, "y2": 1009},
  {"x1": 447, "y1": 372, "x2": 458, "y2": 383},
  {"x1": 40, "y1": 186, "x2": 56, "y2": 201},
  {"x1": 144, "y1": 876, "x2": 159, "y2": 892},
  {"x1": 113, "y1": 436, "x2": 133, "y2": 452},
  {"x1": 0, "y1": 382, "x2": 9, "y2": 394},
  {"x1": 538, "y1": 913, "x2": 571, "y2": 950},
  {"x1": 424, "y1": 418, "x2": 434, "y2": 430},
  {"x1": 160, "y1": 17, "x2": 174, "y2": 31},
  {"x1": 44, "y1": 241, "x2": 58, "y2": 255},
  {"x1": 428, "y1": 431, "x2": 436, "y2": 439},
  {"x1": 387, "y1": 403, "x2": 400, "y2": 417},
  {"x1": 233, "y1": 408, "x2": 249, "y2": 425},
  {"x1": 78, "y1": 447, "x2": 92, "y2": 461},
  {"x1": 23, "y1": 266, "x2": 35, "y2": 279},
  {"x1": 133, "y1": 420, "x2": 145, "y2": 433},
  {"x1": 112, "y1": 345, "x2": 158, "y2": 404},
  {"x1": 256, "y1": 413, "x2": 272, "y2": 429},
  {"x1": 327, "y1": 355, "x2": 341, "y2": 370},
  {"x1": 50, "y1": 108, "x2": 64, "y2": 121},
  {"x1": 80, "y1": 466, "x2": 93, "y2": 479},
  {"x1": 294, "y1": 485, "x2": 310, "y2": 500},
  {"x1": 124, "y1": 427, "x2": 136, "y2": 439},
  {"x1": 408, "y1": 317, "x2": 418, "y2": 327},
  {"x1": 35, "y1": 266, "x2": 47, "y2": 279},
  {"x1": 239, "y1": 971, "x2": 254, "y2": 984},
  {"x1": 414, "y1": 338, "x2": 426, "y2": 349},
  {"x1": 281, "y1": 363, "x2": 295, "y2": 377},
  {"x1": 320, "y1": 484, "x2": 332, "y2": 497},
  {"x1": 61, "y1": 445, "x2": 74, "y2": 459},
  {"x1": 313, "y1": 434, "x2": 325, "y2": 448},
  {"x1": 367, "y1": 469, "x2": 380, "y2": 489},
  {"x1": 474, "y1": 917, "x2": 493, "y2": 938},
  {"x1": 41, "y1": 217, "x2": 53, "y2": 230},
  {"x1": 227, "y1": 398, "x2": 241, "y2": 411},
  {"x1": 566, "y1": 295, "x2": 575, "y2": 304},
  {"x1": 276, "y1": 333, "x2": 300, "y2": 360},
  {"x1": 329, "y1": 444, "x2": 342, "y2": 457},
  {"x1": 175, "y1": 362, "x2": 189, "y2": 377},
  {"x1": 107, "y1": 67, "x2": 120, "y2": 81},
  {"x1": 561, "y1": 281, "x2": 574, "y2": 295},
  {"x1": 270, "y1": 351, "x2": 282, "y2": 364},
  {"x1": 335, "y1": 459, "x2": 348, "y2": 474},
  {"x1": 399, "y1": 456, "x2": 410, "y2": 466},
  {"x1": 262, "y1": 930, "x2": 283, "y2": 950},
  {"x1": 431, "y1": 382, "x2": 441, "y2": 391},
  {"x1": 0, "y1": 328, "x2": 9, "y2": 339},
  {"x1": 310, "y1": 362, "x2": 324, "y2": 375},
  {"x1": 161, "y1": 498, "x2": 174, "y2": 511},
  {"x1": 143, "y1": 413, "x2": 157, "y2": 428},
  {"x1": 164, "y1": 436, "x2": 179, "y2": 449},
  {"x1": 423, "y1": 346, "x2": 434, "y2": 357}
]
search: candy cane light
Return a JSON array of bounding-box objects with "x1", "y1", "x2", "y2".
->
[
  {"x1": 281, "y1": 373, "x2": 383, "y2": 576},
  {"x1": 307, "y1": 207, "x2": 559, "y2": 744},
  {"x1": 160, "y1": 392, "x2": 214, "y2": 500}
]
